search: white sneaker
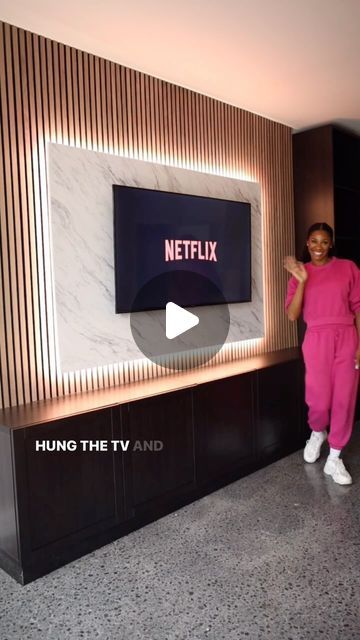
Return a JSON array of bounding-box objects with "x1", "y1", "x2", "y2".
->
[
  {"x1": 324, "y1": 458, "x2": 352, "y2": 485},
  {"x1": 303, "y1": 431, "x2": 327, "y2": 463}
]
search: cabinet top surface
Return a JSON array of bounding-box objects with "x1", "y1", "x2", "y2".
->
[{"x1": 0, "y1": 348, "x2": 299, "y2": 430}]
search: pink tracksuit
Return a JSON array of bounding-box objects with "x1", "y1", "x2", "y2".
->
[{"x1": 286, "y1": 257, "x2": 360, "y2": 450}]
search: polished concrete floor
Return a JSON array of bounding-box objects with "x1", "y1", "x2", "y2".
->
[{"x1": 1, "y1": 428, "x2": 360, "y2": 640}]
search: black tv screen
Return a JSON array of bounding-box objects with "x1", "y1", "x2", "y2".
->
[{"x1": 113, "y1": 186, "x2": 251, "y2": 312}]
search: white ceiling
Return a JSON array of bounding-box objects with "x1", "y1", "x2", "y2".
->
[{"x1": 1, "y1": 0, "x2": 360, "y2": 134}]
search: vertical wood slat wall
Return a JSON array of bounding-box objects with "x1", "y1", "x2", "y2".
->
[{"x1": 0, "y1": 21, "x2": 297, "y2": 410}]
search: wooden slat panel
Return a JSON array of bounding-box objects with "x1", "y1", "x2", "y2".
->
[
  {"x1": 58, "y1": 42, "x2": 68, "y2": 145},
  {"x1": 162, "y1": 80, "x2": 170, "y2": 165},
  {"x1": 33, "y1": 32, "x2": 56, "y2": 398},
  {"x1": 71, "y1": 47, "x2": 80, "y2": 147},
  {"x1": 110, "y1": 61, "x2": 118, "y2": 155},
  {"x1": 0, "y1": 20, "x2": 296, "y2": 409},
  {"x1": 0, "y1": 26, "x2": 11, "y2": 409},
  {"x1": 134, "y1": 70, "x2": 142, "y2": 159},
  {"x1": 82, "y1": 51, "x2": 91, "y2": 148},
  {"x1": 94, "y1": 55, "x2": 102, "y2": 151},
  {"x1": 138, "y1": 72, "x2": 146, "y2": 160},
  {"x1": 100, "y1": 57, "x2": 108, "y2": 153},
  {"x1": 19, "y1": 29, "x2": 43, "y2": 402},
  {"x1": 12, "y1": 26, "x2": 32, "y2": 405},
  {"x1": 65, "y1": 45, "x2": 74, "y2": 146},
  {"x1": 89, "y1": 53, "x2": 97, "y2": 149},
  {"x1": 2, "y1": 23, "x2": 23, "y2": 406}
]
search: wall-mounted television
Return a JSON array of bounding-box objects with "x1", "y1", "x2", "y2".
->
[{"x1": 113, "y1": 185, "x2": 251, "y2": 313}]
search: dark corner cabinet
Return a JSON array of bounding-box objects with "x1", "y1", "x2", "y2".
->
[
  {"x1": 293, "y1": 124, "x2": 360, "y2": 418},
  {"x1": 293, "y1": 124, "x2": 360, "y2": 266},
  {"x1": 0, "y1": 349, "x2": 307, "y2": 584}
]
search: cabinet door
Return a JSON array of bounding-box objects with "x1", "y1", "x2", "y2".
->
[
  {"x1": 0, "y1": 430, "x2": 19, "y2": 563},
  {"x1": 256, "y1": 360, "x2": 302, "y2": 460},
  {"x1": 13, "y1": 408, "x2": 125, "y2": 555},
  {"x1": 123, "y1": 389, "x2": 195, "y2": 515},
  {"x1": 333, "y1": 128, "x2": 360, "y2": 191},
  {"x1": 193, "y1": 374, "x2": 254, "y2": 485}
]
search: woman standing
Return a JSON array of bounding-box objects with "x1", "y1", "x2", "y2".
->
[{"x1": 284, "y1": 222, "x2": 360, "y2": 485}]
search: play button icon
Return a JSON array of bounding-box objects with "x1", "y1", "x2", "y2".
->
[
  {"x1": 130, "y1": 270, "x2": 230, "y2": 371},
  {"x1": 166, "y1": 302, "x2": 199, "y2": 339}
]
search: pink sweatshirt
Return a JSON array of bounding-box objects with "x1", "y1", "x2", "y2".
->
[{"x1": 285, "y1": 257, "x2": 360, "y2": 327}]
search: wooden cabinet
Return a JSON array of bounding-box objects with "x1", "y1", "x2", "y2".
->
[
  {"x1": 15, "y1": 409, "x2": 125, "y2": 551},
  {"x1": 293, "y1": 124, "x2": 360, "y2": 417},
  {"x1": 9, "y1": 409, "x2": 127, "y2": 582},
  {"x1": 332, "y1": 127, "x2": 360, "y2": 264},
  {"x1": 293, "y1": 124, "x2": 360, "y2": 266},
  {"x1": 193, "y1": 374, "x2": 254, "y2": 486},
  {"x1": 0, "y1": 350, "x2": 305, "y2": 584},
  {"x1": 0, "y1": 430, "x2": 18, "y2": 568},
  {"x1": 122, "y1": 390, "x2": 195, "y2": 515},
  {"x1": 256, "y1": 360, "x2": 304, "y2": 461}
]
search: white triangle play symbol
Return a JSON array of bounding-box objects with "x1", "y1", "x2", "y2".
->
[{"x1": 166, "y1": 302, "x2": 199, "y2": 340}]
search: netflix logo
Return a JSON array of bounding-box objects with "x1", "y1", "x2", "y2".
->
[{"x1": 165, "y1": 239, "x2": 218, "y2": 262}]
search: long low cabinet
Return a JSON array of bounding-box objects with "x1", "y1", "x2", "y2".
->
[{"x1": 0, "y1": 350, "x2": 307, "y2": 584}]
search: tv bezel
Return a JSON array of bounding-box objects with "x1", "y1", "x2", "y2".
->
[{"x1": 113, "y1": 185, "x2": 252, "y2": 313}]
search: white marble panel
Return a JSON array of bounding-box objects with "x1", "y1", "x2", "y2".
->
[{"x1": 47, "y1": 144, "x2": 263, "y2": 372}]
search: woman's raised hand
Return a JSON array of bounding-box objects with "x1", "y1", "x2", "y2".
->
[{"x1": 283, "y1": 256, "x2": 308, "y2": 283}]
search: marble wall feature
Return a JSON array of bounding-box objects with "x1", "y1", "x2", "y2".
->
[{"x1": 48, "y1": 144, "x2": 263, "y2": 372}]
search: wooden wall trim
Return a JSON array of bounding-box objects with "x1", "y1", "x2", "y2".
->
[{"x1": 0, "y1": 21, "x2": 297, "y2": 409}]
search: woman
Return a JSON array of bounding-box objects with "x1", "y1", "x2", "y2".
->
[{"x1": 284, "y1": 222, "x2": 360, "y2": 485}]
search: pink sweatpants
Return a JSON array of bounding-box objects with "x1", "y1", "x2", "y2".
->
[{"x1": 302, "y1": 324, "x2": 359, "y2": 450}]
